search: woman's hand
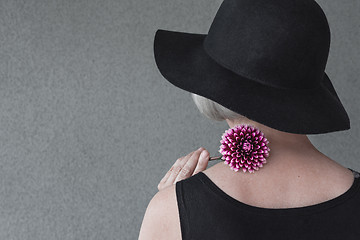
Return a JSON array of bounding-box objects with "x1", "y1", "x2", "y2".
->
[{"x1": 157, "y1": 147, "x2": 210, "y2": 191}]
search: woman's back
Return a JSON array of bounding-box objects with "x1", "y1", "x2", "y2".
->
[
  {"x1": 202, "y1": 157, "x2": 356, "y2": 209},
  {"x1": 175, "y1": 159, "x2": 360, "y2": 239}
]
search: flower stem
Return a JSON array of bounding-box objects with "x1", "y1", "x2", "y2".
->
[{"x1": 209, "y1": 156, "x2": 223, "y2": 161}]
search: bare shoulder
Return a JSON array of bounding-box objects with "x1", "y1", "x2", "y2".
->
[{"x1": 138, "y1": 185, "x2": 181, "y2": 240}]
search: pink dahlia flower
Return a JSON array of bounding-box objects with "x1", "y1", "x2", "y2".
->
[{"x1": 219, "y1": 124, "x2": 270, "y2": 173}]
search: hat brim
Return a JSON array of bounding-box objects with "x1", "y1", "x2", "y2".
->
[{"x1": 153, "y1": 29, "x2": 350, "y2": 134}]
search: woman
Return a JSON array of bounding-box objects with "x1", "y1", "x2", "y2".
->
[{"x1": 139, "y1": 0, "x2": 360, "y2": 239}]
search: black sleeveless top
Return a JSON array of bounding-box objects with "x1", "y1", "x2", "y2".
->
[{"x1": 175, "y1": 168, "x2": 360, "y2": 240}]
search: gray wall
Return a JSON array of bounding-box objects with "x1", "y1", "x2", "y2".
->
[{"x1": 0, "y1": 0, "x2": 358, "y2": 239}]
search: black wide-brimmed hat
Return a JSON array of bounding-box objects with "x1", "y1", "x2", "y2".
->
[{"x1": 153, "y1": 0, "x2": 350, "y2": 134}]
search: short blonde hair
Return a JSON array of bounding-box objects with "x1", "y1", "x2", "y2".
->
[{"x1": 191, "y1": 93, "x2": 244, "y2": 121}]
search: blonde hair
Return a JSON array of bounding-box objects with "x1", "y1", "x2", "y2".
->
[{"x1": 191, "y1": 93, "x2": 245, "y2": 121}]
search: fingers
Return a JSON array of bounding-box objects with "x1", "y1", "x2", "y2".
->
[
  {"x1": 157, "y1": 147, "x2": 211, "y2": 191},
  {"x1": 193, "y1": 149, "x2": 209, "y2": 175},
  {"x1": 166, "y1": 149, "x2": 201, "y2": 185},
  {"x1": 157, "y1": 166, "x2": 173, "y2": 190},
  {"x1": 174, "y1": 148, "x2": 210, "y2": 183},
  {"x1": 157, "y1": 152, "x2": 194, "y2": 191}
]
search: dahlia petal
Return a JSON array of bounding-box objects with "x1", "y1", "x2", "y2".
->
[{"x1": 218, "y1": 124, "x2": 270, "y2": 174}]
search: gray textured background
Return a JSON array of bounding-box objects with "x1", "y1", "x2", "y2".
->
[{"x1": 0, "y1": 0, "x2": 359, "y2": 239}]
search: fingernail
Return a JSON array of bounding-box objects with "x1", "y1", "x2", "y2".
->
[
  {"x1": 199, "y1": 150, "x2": 209, "y2": 159},
  {"x1": 198, "y1": 147, "x2": 203, "y2": 151}
]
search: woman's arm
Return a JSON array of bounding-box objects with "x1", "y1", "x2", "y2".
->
[
  {"x1": 138, "y1": 185, "x2": 180, "y2": 240},
  {"x1": 138, "y1": 147, "x2": 210, "y2": 239}
]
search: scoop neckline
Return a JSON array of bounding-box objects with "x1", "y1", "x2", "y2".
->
[{"x1": 196, "y1": 169, "x2": 360, "y2": 216}]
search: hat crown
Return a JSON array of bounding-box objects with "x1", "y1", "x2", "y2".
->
[{"x1": 203, "y1": 0, "x2": 330, "y2": 90}]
